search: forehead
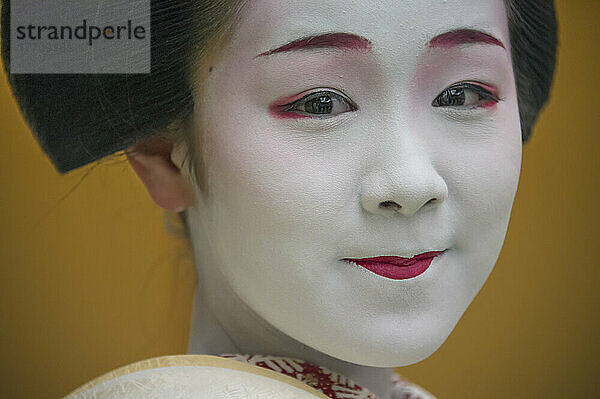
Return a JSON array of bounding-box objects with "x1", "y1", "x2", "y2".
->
[{"x1": 230, "y1": 0, "x2": 509, "y2": 59}]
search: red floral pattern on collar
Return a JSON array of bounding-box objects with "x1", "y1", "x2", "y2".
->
[{"x1": 220, "y1": 354, "x2": 434, "y2": 399}]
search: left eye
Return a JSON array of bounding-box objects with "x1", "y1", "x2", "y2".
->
[
  {"x1": 432, "y1": 82, "x2": 499, "y2": 108},
  {"x1": 279, "y1": 89, "x2": 357, "y2": 117}
]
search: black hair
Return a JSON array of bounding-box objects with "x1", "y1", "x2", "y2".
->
[
  {"x1": 1, "y1": 0, "x2": 242, "y2": 173},
  {"x1": 506, "y1": 0, "x2": 558, "y2": 141},
  {"x1": 1, "y1": 0, "x2": 557, "y2": 173}
]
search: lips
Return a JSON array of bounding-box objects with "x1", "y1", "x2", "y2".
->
[{"x1": 343, "y1": 250, "x2": 446, "y2": 280}]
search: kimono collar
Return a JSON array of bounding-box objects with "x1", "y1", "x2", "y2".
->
[{"x1": 220, "y1": 354, "x2": 431, "y2": 399}]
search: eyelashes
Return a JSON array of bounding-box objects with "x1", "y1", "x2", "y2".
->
[
  {"x1": 270, "y1": 82, "x2": 501, "y2": 120},
  {"x1": 270, "y1": 88, "x2": 357, "y2": 119},
  {"x1": 432, "y1": 81, "x2": 500, "y2": 109}
]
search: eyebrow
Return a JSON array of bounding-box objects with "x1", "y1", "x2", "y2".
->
[
  {"x1": 256, "y1": 32, "x2": 372, "y2": 58},
  {"x1": 428, "y1": 29, "x2": 505, "y2": 49}
]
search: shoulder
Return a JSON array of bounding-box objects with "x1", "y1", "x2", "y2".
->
[
  {"x1": 391, "y1": 372, "x2": 437, "y2": 399},
  {"x1": 65, "y1": 355, "x2": 327, "y2": 399}
]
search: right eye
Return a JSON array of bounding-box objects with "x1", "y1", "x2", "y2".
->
[{"x1": 271, "y1": 88, "x2": 357, "y2": 119}]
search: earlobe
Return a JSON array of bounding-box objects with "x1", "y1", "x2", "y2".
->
[{"x1": 126, "y1": 138, "x2": 196, "y2": 212}]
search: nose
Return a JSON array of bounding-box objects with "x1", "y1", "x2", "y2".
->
[{"x1": 360, "y1": 139, "x2": 448, "y2": 218}]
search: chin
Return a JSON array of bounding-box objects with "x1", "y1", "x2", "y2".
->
[
  {"x1": 322, "y1": 335, "x2": 451, "y2": 368},
  {"x1": 355, "y1": 333, "x2": 453, "y2": 368},
  {"x1": 299, "y1": 310, "x2": 463, "y2": 368}
]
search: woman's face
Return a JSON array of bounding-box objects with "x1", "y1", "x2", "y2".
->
[{"x1": 189, "y1": 0, "x2": 521, "y2": 366}]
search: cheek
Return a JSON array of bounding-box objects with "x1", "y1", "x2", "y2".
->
[
  {"x1": 441, "y1": 108, "x2": 522, "y2": 254},
  {"x1": 198, "y1": 97, "x2": 356, "y2": 244}
]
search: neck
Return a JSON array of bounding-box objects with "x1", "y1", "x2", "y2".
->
[{"x1": 187, "y1": 259, "x2": 395, "y2": 399}]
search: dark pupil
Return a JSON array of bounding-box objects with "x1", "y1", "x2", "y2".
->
[
  {"x1": 304, "y1": 95, "x2": 333, "y2": 114},
  {"x1": 438, "y1": 88, "x2": 465, "y2": 106}
]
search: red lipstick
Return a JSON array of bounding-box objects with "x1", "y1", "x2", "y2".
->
[{"x1": 343, "y1": 251, "x2": 445, "y2": 280}]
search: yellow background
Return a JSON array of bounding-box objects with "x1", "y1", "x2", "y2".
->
[{"x1": 1, "y1": 1, "x2": 598, "y2": 397}]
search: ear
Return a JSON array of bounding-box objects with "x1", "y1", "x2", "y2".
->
[{"x1": 126, "y1": 136, "x2": 196, "y2": 212}]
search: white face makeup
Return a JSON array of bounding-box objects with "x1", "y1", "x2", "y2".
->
[{"x1": 188, "y1": 0, "x2": 521, "y2": 367}]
